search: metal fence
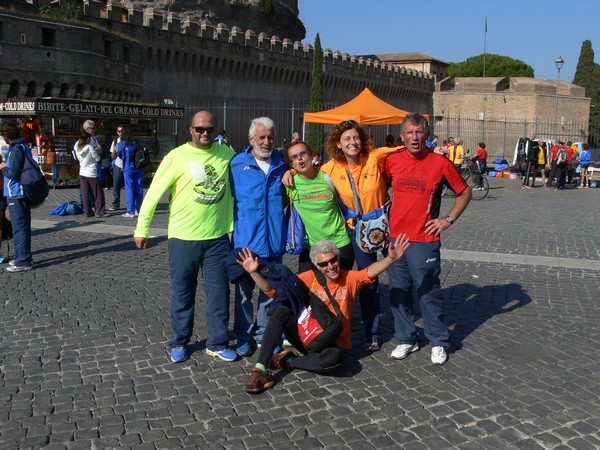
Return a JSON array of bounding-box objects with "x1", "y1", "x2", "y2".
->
[
  {"x1": 430, "y1": 115, "x2": 598, "y2": 160},
  {"x1": 161, "y1": 99, "x2": 406, "y2": 154},
  {"x1": 160, "y1": 102, "x2": 600, "y2": 161}
]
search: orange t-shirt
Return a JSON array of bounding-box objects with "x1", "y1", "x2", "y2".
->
[
  {"x1": 298, "y1": 268, "x2": 374, "y2": 349},
  {"x1": 320, "y1": 146, "x2": 397, "y2": 226}
]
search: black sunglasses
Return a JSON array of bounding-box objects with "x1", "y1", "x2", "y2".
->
[
  {"x1": 339, "y1": 120, "x2": 358, "y2": 127},
  {"x1": 316, "y1": 255, "x2": 339, "y2": 268},
  {"x1": 192, "y1": 126, "x2": 215, "y2": 134}
]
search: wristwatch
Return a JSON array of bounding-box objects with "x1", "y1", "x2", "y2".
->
[{"x1": 445, "y1": 215, "x2": 455, "y2": 225}]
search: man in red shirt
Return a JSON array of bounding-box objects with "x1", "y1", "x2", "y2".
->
[
  {"x1": 565, "y1": 140, "x2": 575, "y2": 185},
  {"x1": 385, "y1": 113, "x2": 472, "y2": 365},
  {"x1": 473, "y1": 142, "x2": 488, "y2": 190},
  {"x1": 547, "y1": 141, "x2": 565, "y2": 190}
]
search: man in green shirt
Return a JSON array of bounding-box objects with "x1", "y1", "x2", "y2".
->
[{"x1": 134, "y1": 110, "x2": 237, "y2": 363}]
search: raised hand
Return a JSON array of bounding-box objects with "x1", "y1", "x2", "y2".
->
[
  {"x1": 387, "y1": 234, "x2": 410, "y2": 261},
  {"x1": 236, "y1": 248, "x2": 259, "y2": 273}
]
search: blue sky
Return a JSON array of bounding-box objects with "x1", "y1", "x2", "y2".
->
[{"x1": 298, "y1": 0, "x2": 598, "y2": 83}]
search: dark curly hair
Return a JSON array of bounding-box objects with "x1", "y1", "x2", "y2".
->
[
  {"x1": 0, "y1": 120, "x2": 21, "y2": 142},
  {"x1": 325, "y1": 120, "x2": 373, "y2": 162}
]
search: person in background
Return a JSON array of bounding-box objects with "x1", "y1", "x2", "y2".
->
[
  {"x1": 443, "y1": 137, "x2": 454, "y2": 153},
  {"x1": 118, "y1": 128, "x2": 144, "y2": 218},
  {"x1": 473, "y1": 142, "x2": 488, "y2": 191},
  {"x1": 579, "y1": 143, "x2": 592, "y2": 188},
  {"x1": 546, "y1": 141, "x2": 562, "y2": 190},
  {"x1": 236, "y1": 237, "x2": 410, "y2": 394},
  {"x1": 214, "y1": 129, "x2": 232, "y2": 148},
  {"x1": 385, "y1": 113, "x2": 472, "y2": 365},
  {"x1": 426, "y1": 135, "x2": 438, "y2": 150},
  {"x1": 230, "y1": 117, "x2": 288, "y2": 357},
  {"x1": 0, "y1": 120, "x2": 35, "y2": 272},
  {"x1": 75, "y1": 132, "x2": 107, "y2": 218},
  {"x1": 521, "y1": 133, "x2": 537, "y2": 189},
  {"x1": 100, "y1": 129, "x2": 113, "y2": 190},
  {"x1": 565, "y1": 141, "x2": 575, "y2": 186},
  {"x1": 134, "y1": 110, "x2": 237, "y2": 364},
  {"x1": 74, "y1": 120, "x2": 101, "y2": 207},
  {"x1": 0, "y1": 138, "x2": 8, "y2": 263},
  {"x1": 292, "y1": 131, "x2": 301, "y2": 142},
  {"x1": 448, "y1": 137, "x2": 464, "y2": 171},
  {"x1": 284, "y1": 140, "x2": 353, "y2": 272},
  {"x1": 384, "y1": 134, "x2": 396, "y2": 148},
  {"x1": 534, "y1": 139, "x2": 547, "y2": 188},
  {"x1": 109, "y1": 126, "x2": 124, "y2": 211}
]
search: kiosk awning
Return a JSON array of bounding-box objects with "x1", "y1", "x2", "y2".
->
[{"x1": 0, "y1": 98, "x2": 184, "y2": 119}]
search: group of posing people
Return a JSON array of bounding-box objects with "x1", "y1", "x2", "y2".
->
[{"x1": 132, "y1": 110, "x2": 472, "y2": 394}]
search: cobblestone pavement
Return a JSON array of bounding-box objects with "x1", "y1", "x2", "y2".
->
[{"x1": 1, "y1": 177, "x2": 600, "y2": 449}]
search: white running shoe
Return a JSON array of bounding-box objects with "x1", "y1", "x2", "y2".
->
[
  {"x1": 431, "y1": 346, "x2": 448, "y2": 365},
  {"x1": 391, "y1": 343, "x2": 419, "y2": 360}
]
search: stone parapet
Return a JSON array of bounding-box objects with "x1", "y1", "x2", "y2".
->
[
  {"x1": 66, "y1": 0, "x2": 432, "y2": 85},
  {"x1": 2, "y1": 1, "x2": 434, "y2": 123},
  {"x1": 166, "y1": 12, "x2": 181, "y2": 33},
  {"x1": 143, "y1": 8, "x2": 163, "y2": 29}
]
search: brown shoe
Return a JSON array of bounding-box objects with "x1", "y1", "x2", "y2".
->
[
  {"x1": 244, "y1": 368, "x2": 276, "y2": 394},
  {"x1": 268, "y1": 349, "x2": 295, "y2": 370}
]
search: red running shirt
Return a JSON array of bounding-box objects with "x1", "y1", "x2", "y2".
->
[{"x1": 385, "y1": 150, "x2": 468, "y2": 242}]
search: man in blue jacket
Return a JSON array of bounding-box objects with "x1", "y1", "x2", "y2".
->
[{"x1": 230, "y1": 117, "x2": 288, "y2": 356}]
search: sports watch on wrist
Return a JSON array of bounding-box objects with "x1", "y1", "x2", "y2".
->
[{"x1": 445, "y1": 215, "x2": 455, "y2": 225}]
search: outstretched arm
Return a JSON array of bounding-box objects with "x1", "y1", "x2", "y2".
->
[
  {"x1": 367, "y1": 234, "x2": 410, "y2": 279},
  {"x1": 236, "y1": 248, "x2": 274, "y2": 294}
]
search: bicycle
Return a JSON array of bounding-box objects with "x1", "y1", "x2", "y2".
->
[{"x1": 442, "y1": 153, "x2": 490, "y2": 200}]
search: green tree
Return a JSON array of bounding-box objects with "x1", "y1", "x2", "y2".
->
[
  {"x1": 261, "y1": 0, "x2": 275, "y2": 17},
  {"x1": 308, "y1": 33, "x2": 325, "y2": 154},
  {"x1": 448, "y1": 54, "x2": 534, "y2": 78},
  {"x1": 573, "y1": 40, "x2": 600, "y2": 147},
  {"x1": 39, "y1": 2, "x2": 81, "y2": 20}
]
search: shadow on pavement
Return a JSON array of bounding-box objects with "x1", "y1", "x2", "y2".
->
[
  {"x1": 376, "y1": 282, "x2": 532, "y2": 355},
  {"x1": 445, "y1": 282, "x2": 532, "y2": 352}
]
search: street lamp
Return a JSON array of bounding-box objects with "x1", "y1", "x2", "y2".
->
[{"x1": 554, "y1": 56, "x2": 564, "y2": 138}]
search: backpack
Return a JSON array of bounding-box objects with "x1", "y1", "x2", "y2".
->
[
  {"x1": 296, "y1": 269, "x2": 343, "y2": 352},
  {"x1": 133, "y1": 145, "x2": 150, "y2": 169},
  {"x1": 286, "y1": 202, "x2": 308, "y2": 255},
  {"x1": 16, "y1": 144, "x2": 49, "y2": 208},
  {"x1": 556, "y1": 148, "x2": 567, "y2": 167}
]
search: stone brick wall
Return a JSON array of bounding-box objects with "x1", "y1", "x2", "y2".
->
[
  {"x1": 0, "y1": 0, "x2": 434, "y2": 114},
  {"x1": 434, "y1": 77, "x2": 590, "y2": 123}
]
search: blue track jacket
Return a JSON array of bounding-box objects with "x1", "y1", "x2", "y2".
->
[{"x1": 230, "y1": 146, "x2": 288, "y2": 257}]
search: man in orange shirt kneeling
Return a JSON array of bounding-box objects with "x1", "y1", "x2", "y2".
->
[{"x1": 235, "y1": 236, "x2": 410, "y2": 394}]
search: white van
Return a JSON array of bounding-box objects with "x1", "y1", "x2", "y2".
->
[{"x1": 512, "y1": 138, "x2": 555, "y2": 172}]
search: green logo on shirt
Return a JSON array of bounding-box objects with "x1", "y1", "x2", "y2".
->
[{"x1": 193, "y1": 163, "x2": 226, "y2": 204}]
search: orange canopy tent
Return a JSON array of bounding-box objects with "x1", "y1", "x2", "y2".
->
[{"x1": 303, "y1": 87, "x2": 413, "y2": 125}]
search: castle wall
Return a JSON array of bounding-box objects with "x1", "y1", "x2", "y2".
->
[
  {"x1": 0, "y1": 8, "x2": 144, "y2": 101},
  {"x1": 0, "y1": 0, "x2": 434, "y2": 143}
]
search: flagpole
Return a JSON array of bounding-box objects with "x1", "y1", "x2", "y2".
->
[{"x1": 483, "y1": 16, "x2": 487, "y2": 76}]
